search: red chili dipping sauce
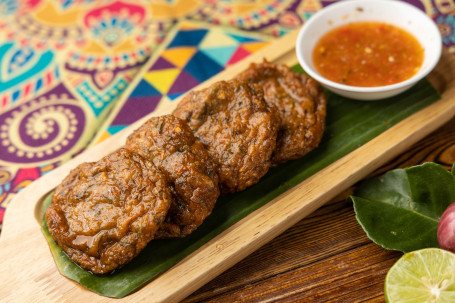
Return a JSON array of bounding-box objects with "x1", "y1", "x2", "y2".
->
[{"x1": 313, "y1": 22, "x2": 424, "y2": 87}]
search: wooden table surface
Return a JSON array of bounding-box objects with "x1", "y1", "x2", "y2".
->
[{"x1": 182, "y1": 116, "x2": 455, "y2": 302}]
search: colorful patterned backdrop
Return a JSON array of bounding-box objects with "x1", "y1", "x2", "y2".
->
[
  {"x1": 0, "y1": 0, "x2": 454, "y2": 228},
  {"x1": 90, "y1": 21, "x2": 270, "y2": 144}
]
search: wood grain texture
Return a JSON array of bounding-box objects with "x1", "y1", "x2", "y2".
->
[
  {"x1": 182, "y1": 200, "x2": 400, "y2": 303},
  {"x1": 0, "y1": 28, "x2": 455, "y2": 302}
]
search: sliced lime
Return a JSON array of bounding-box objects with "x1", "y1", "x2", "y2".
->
[{"x1": 385, "y1": 248, "x2": 455, "y2": 303}]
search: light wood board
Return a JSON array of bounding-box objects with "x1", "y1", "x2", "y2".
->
[{"x1": 1, "y1": 29, "x2": 455, "y2": 303}]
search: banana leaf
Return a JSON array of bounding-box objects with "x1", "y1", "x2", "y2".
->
[{"x1": 41, "y1": 66, "x2": 441, "y2": 298}]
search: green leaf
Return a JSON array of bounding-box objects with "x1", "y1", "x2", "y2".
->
[
  {"x1": 351, "y1": 162, "x2": 455, "y2": 253},
  {"x1": 41, "y1": 68, "x2": 441, "y2": 297}
]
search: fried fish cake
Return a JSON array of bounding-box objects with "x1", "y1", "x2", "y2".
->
[
  {"x1": 125, "y1": 115, "x2": 220, "y2": 238},
  {"x1": 173, "y1": 80, "x2": 280, "y2": 194},
  {"x1": 45, "y1": 148, "x2": 172, "y2": 274},
  {"x1": 237, "y1": 60, "x2": 327, "y2": 164}
]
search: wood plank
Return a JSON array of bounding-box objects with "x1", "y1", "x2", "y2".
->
[
  {"x1": 184, "y1": 241, "x2": 399, "y2": 303},
  {"x1": 0, "y1": 27, "x2": 455, "y2": 302},
  {"x1": 183, "y1": 201, "x2": 369, "y2": 301},
  {"x1": 182, "y1": 199, "x2": 400, "y2": 303}
]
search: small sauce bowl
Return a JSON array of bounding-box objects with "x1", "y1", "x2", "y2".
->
[{"x1": 296, "y1": 0, "x2": 442, "y2": 100}]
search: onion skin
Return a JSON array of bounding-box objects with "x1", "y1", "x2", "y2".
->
[{"x1": 437, "y1": 202, "x2": 455, "y2": 253}]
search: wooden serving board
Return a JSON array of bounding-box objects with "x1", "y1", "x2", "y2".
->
[{"x1": 1, "y1": 29, "x2": 455, "y2": 302}]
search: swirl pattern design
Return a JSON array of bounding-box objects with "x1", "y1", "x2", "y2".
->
[{"x1": 0, "y1": 91, "x2": 85, "y2": 164}]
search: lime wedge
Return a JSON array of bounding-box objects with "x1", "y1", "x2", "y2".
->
[{"x1": 385, "y1": 248, "x2": 455, "y2": 303}]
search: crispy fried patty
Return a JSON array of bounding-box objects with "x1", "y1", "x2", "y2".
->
[
  {"x1": 125, "y1": 115, "x2": 219, "y2": 238},
  {"x1": 173, "y1": 79, "x2": 280, "y2": 194},
  {"x1": 45, "y1": 148, "x2": 172, "y2": 274},
  {"x1": 237, "y1": 60, "x2": 327, "y2": 164}
]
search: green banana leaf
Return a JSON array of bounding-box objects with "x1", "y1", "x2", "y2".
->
[
  {"x1": 41, "y1": 65, "x2": 441, "y2": 298},
  {"x1": 351, "y1": 162, "x2": 455, "y2": 253}
]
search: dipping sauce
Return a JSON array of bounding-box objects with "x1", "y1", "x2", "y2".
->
[{"x1": 313, "y1": 21, "x2": 424, "y2": 87}]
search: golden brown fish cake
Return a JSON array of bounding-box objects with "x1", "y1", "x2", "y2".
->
[
  {"x1": 237, "y1": 60, "x2": 327, "y2": 164},
  {"x1": 125, "y1": 115, "x2": 220, "y2": 238},
  {"x1": 173, "y1": 79, "x2": 280, "y2": 194},
  {"x1": 45, "y1": 148, "x2": 172, "y2": 274}
]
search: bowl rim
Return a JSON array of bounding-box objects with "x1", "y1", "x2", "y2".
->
[{"x1": 295, "y1": 0, "x2": 443, "y2": 94}]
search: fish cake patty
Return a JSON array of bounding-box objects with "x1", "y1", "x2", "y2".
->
[
  {"x1": 173, "y1": 79, "x2": 280, "y2": 194},
  {"x1": 125, "y1": 115, "x2": 220, "y2": 238},
  {"x1": 237, "y1": 60, "x2": 327, "y2": 164},
  {"x1": 45, "y1": 148, "x2": 172, "y2": 274}
]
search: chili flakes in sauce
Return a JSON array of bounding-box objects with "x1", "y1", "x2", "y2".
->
[{"x1": 313, "y1": 22, "x2": 424, "y2": 87}]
